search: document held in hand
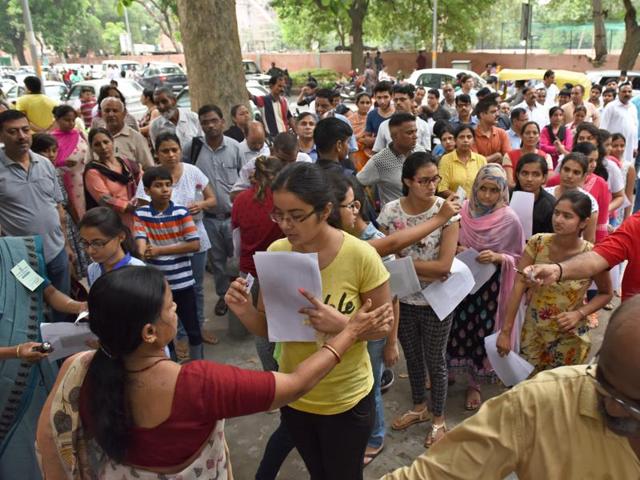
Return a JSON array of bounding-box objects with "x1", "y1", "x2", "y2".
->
[
  {"x1": 421, "y1": 258, "x2": 475, "y2": 321},
  {"x1": 455, "y1": 247, "x2": 497, "y2": 295},
  {"x1": 484, "y1": 332, "x2": 535, "y2": 386},
  {"x1": 40, "y1": 322, "x2": 96, "y2": 362},
  {"x1": 253, "y1": 251, "x2": 322, "y2": 342},
  {"x1": 383, "y1": 256, "x2": 421, "y2": 298}
]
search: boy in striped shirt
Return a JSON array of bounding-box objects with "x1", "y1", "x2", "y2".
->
[{"x1": 134, "y1": 166, "x2": 204, "y2": 360}]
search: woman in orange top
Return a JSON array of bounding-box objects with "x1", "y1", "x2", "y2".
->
[
  {"x1": 347, "y1": 92, "x2": 375, "y2": 171},
  {"x1": 84, "y1": 128, "x2": 141, "y2": 230}
]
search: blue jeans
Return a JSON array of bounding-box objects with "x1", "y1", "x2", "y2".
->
[
  {"x1": 366, "y1": 338, "x2": 386, "y2": 449},
  {"x1": 46, "y1": 247, "x2": 70, "y2": 322},
  {"x1": 203, "y1": 217, "x2": 233, "y2": 296},
  {"x1": 177, "y1": 251, "x2": 207, "y2": 340}
]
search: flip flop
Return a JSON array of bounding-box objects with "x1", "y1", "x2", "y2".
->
[{"x1": 363, "y1": 445, "x2": 384, "y2": 467}]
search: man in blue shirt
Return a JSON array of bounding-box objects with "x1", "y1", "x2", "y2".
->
[{"x1": 365, "y1": 81, "x2": 395, "y2": 136}]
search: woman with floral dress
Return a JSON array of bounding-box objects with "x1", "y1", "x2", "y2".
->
[{"x1": 496, "y1": 191, "x2": 612, "y2": 372}]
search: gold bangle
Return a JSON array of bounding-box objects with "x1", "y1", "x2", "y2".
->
[
  {"x1": 16, "y1": 344, "x2": 21, "y2": 359},
  {"x1": 322, "y1": 343, "x2": 341, "y2": 363}
]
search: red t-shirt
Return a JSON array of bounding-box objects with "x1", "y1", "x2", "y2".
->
[
  {"x1": 80, "y1": 360, "x2": 275, "y2": 468},
  {"x1": 594, "y1": 212, "x2": 640, "y2": 302},
  {"x1": 231, "y1": 186, "x2": 284, "y2": 276}
]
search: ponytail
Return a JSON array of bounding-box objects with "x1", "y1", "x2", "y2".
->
[
  {"x1": 85, "y1": 266, "x2": 166, "y2": 461},
  {"x1": 253, "y1": 155, "x2": 283, "y2": 202}
]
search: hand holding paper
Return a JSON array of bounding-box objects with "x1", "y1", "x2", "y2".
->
[
  {"x1": 254, "y1": 251, "x2": 323, "y2": 342},
  {"x1": 484, "y1": 332, "x2": 534, "y2": 386},
  {"x1": 421, "y1": 258, "x2": 475, "y2": 320}
]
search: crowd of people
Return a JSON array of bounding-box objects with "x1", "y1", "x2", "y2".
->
[{"x1": 0, "y1": 64, "x2": 639, "y2": 480}]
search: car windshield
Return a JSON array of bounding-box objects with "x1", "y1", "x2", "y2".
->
[
  {"x1": 176, "y1": 90, "x2": 190, "y2": 108},
  {"x1": 158, "y1": 67, "x2": 183, "y2": 75},
  {"x1": 244, "y1": 62, "x2": 260, "y2": 75}
]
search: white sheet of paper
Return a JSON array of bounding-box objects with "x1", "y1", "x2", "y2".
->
[
  {"x1": 384, "y1": 257, "x2": 421, "y2": 298},
  {"x1": 11, "y1": 260, "x2": 45, "y2": 291},
  {"x1": 244, "y1": 273, "x2": 255, "y2": 293},
  {"x1": 484, "y1": 332, "x2": 534, "y2": 386},
  {"x1": 421, "y1": 258, "x2": 475, "y2": 321},
  {"x1": 232, "y1": 227, "x2": 242, "y2": 258},
  {"x1": 254, "y1": 251, "x2": 322, "y2": 342},
  {"x1": 455, "y1": 185, "x2": 467, "y2": 205},
  {"x1": 455, "y1": 248, "x2": 497, "y2": 295},
  {"x1": 510, "y1": 191, "x2": 535, "y2": 239},
  {"x1": 40, "y1": 322, "x2": 97, "y2": 362}
]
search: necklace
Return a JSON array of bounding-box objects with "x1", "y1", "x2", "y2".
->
[{"x1": 125, "y1": 357, "x2": 172, "y2": 374}]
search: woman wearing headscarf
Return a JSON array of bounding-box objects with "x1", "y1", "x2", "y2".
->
[{"x1": 447, "y1": 164, "x2": 525, "y2": 410}]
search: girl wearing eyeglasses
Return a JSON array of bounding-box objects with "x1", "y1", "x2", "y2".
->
[
  {"x1": 79, "y1": 206, "x2": 144, "y2": 288},
  {"x1": 329, "y1": 171, "x2": 461, "y2": 458},
  {"x1": 226, "y1": 162, "x2": 393, "y2": 480},
  {"x1": 377, "y1": 151, "x2": 460, "y2": 447}
]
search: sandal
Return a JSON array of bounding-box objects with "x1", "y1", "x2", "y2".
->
[
  {"x1": 465, "y1": 386, "x2": 482, "y2": 411},
  {"x1": 391, "y1": 407, "x2": 431, "y2": 430},
  {"x1": 424, "y1": 423, "x2": 447, "y2": 448},
  {"x1": 202, "y1": 330, "x2": 219, "y2": 345},
  {"x1": 363, "y1": 445, "x2": 384, "y2": 467}
]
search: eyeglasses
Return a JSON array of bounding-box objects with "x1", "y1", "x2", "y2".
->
[
  {"x1": 414, "y1": 175, "x2": 441, "y2": 186},
  {"x1": 339, "y1": 201, "x2": 358, "y2": 211},
  {"x1": 79, "y1": 237, "x2": 115, "y2": 250},
  {"x1": 586, "y1": 358, "x2": 640, "y2": 420},
  {"x1": 269, "y1": 209, "x2": 316, "y2": 225}
]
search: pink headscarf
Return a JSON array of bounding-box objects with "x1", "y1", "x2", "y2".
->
[
  {"x1": 460, "y1": 165, "x2": 525, "y2": 347},
  {"x1": 51, "y1": 128, "x2": 80, "y2": 168}
]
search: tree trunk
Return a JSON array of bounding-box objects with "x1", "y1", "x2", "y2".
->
[
  {"x1": 620, "y1": 0, "x2": 640, "y2": 70},
  {"x1": 11, "y1": 32, "x2": 27, "y2": 66},
  {"x1": 591, "y1": 0, "x2": 607, "y2": 65},
  {"x1": 176, "y1": 0, "x2": 248, "y2": 119},
  {"x1": 349, "y1": 0, "x2": 367, "y2": 71}
]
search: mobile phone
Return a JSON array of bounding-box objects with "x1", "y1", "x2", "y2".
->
[{"x1": 32, "y1": 342, "x2": 54, "y2": 353}]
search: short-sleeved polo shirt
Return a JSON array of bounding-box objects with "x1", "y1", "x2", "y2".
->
[
  {"x1": 0, "y1": 150, "x2": 65, "y2": 262},
  {"x1": 473, "y1": 126, "x2": 512, "y2": 158}
]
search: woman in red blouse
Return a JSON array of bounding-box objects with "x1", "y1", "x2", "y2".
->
[{"x1": 36, "y1": 266, "x2": 393, "y2": 478}]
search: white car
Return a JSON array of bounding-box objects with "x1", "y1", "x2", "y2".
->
[
  {"x1": 586, "y1": 70, "x2": 640, "y2": 95},
  {"x1": 407, "y1": 68, "x2": 486, "y2": 100},
  {"x1": 65, "y1": 78, "x2": 146, "y2": 120},
  {"x1": 3, "y1": 81, "x2": 69, "y2": 104}
]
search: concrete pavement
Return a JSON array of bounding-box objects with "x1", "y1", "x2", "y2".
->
[{"x1": 200, "y1": 272, "x2": 615, "y2": 479}]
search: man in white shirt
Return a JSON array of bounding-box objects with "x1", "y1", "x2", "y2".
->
[
  {"x1": 373, "y1": 83, "x2": 431, "y2": 153},
  {"x1": 151, "y1": 87, "x2": 204, "y2": 163},
  {"x1": 543, "y1": 69, "x2": 560, "y2": 107},
  {"x1": 238, "y1": 121, "x2": 270, "y2": 165},
  {"x1": 515, "y1": 87, "x2": 549, "y2": 127},
  {"x1": 601, "y1": 83, "x2": 639, "y2": 163}
]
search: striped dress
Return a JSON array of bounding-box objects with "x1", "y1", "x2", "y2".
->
[{"x1": 133, "y1": 201, "x2": 199, "y2": 291}]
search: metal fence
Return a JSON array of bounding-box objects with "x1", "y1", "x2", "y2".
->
[{"x1": 474, "y1": 21, "x2": 626, "y2": 53}]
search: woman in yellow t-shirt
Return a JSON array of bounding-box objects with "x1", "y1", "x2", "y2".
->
[
  {"x1": 437, "y1": 124, "x2": 487, "y2": 198},
  {"x1": 226, "y1": 162, "x2": 392, "y2": 480}
]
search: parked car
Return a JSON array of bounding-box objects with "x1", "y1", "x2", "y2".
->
[
  {"x1": 176, "y1": 81, "x2": 267, "y2": 119},
  {"x1": 586, "y1": 70, "x2": 640, "y2": 94},
  {"x1": 139, "y1": 62, "x2": 188, "y2": 93},
  {"x1": 0, "y1": 78, "x2": 17, "y2": 96},
  {"x1": 243, "y1": 60, "x2": 271, "y2": 86},
  {"x1": 65, "y1": 78, "x2": 146, "y2": 120},
  {"x1": 407, "y1": 68, "x2": 486, "y2": 99},
  {"x1": 3, "y1": 81, "x2": 69, "y2": 105},
  {"x1": 101, "y1": 60, "x2": 142, "y2": 77}
]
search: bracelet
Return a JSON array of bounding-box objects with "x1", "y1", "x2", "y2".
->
[
  {"x1": 16, "y1": 344, "x2": 21, "y2": 359},
  {"x1": 322, "y1": 343, "x2": 341, "y2": 363},
  {"x1": 555, "y1": 262, "x2": 563, "y2": 282}
]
